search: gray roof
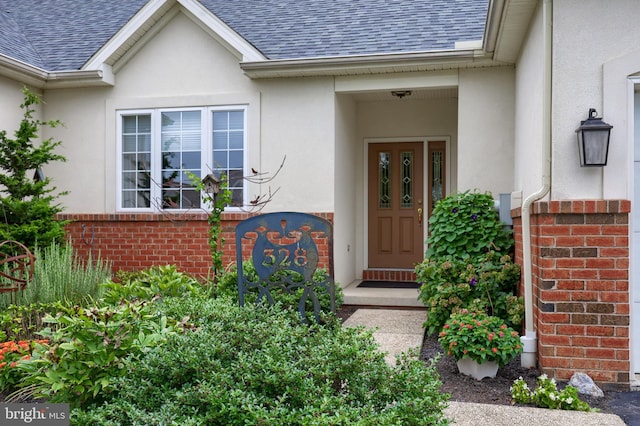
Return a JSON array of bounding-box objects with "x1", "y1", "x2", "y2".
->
[{"x1": 0, "y1": 0, "x2": 489, "y2": 71}]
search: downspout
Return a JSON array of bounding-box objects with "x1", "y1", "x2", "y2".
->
[{"x1": 520, "y1": 0, "x2": 553, "y2": 369}]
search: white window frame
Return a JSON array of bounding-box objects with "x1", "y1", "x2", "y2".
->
[{"x1": 116, "y1": 105, "x2": 247, "y2": 212}]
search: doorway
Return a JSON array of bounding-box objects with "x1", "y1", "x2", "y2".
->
[{"x1": 367, "y1": 140, "x2": 447, "y2": 269}]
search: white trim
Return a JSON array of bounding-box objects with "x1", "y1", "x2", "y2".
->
[
  {"x1": 115, "y1": 105, "x2": 248, "y2": 213},
  {"x1": 178, "y1": 0, "x2": 265, "y2": 62},
  {"x1": 362, "y1": 136, "x2": 451, "y2": 271},
  {"x1": 83, "y1": 0, "x2": 265, "y2": 72},
  {"x1": 628, "y1": 76, "x2": 640, "y2": 376}
]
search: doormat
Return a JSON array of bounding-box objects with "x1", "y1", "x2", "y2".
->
[{"x1": 357, "y1": 280, "x2": 421, "y2": 289}]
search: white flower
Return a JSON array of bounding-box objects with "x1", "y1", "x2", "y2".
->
[
  {"x1": 565, "y1": 397, "x2": 573, "y2": 405},
  {"x1": 549, "y1": 393, "x2": 556, "y2": 401},
  {"x1": 539, "y1": 374, "x2": 548, "y2": 380}
]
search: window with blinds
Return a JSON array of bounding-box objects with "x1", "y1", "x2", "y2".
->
[{"x1": 118, "y1": 106, "x2": 246, "y2": 211}]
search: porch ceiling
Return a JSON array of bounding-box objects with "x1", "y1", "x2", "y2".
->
[{"x1": 350, "y1": 87, "x2": 458, "y2": 102}]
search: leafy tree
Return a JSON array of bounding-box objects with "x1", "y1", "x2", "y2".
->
[{"x1": 0, "y1": 88, "x2": 68, "y2": 250}]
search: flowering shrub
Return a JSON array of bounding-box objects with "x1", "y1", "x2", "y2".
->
[
  {"x1": 438, "y1": 310, "x2": 522, "y2": 367},
  {"x1": 511, "y1": 375, "x2": 596, "y2": 412},
  {"x1": 0, "y1": 339, "x2": 49, "y2": 392},
  {"x1": 417, "y1": 251, "x2": 523, "y2": 335}
]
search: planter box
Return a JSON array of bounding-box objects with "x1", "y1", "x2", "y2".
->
[{"x1": 456, "y1": 358, "x2": 499, "y2": 380}]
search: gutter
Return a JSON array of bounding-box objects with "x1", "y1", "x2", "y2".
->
[
  {"x1": 520, "y1": 0, "x2": 553, "y2": 369},
  {"x1": 0, "y1": 54, "x2": 113, "y2": 89},
  {"x1": 240, "y1": 49, "x2": 492, "y2": 78}
]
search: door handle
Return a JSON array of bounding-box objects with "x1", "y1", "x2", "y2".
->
[{"x1": 418, "y1": 207, "x2": 423, "y2": 224}]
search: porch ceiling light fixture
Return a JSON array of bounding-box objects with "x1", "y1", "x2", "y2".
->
[
  {"x1": 391, "y1": 90, "x2": 412, "y2": 99},
  {"x1": 575, "y1": 108, "x2": 613, "y2": 167}
]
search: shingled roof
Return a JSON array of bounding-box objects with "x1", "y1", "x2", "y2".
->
[{"x1": 0, "y1": 0, "x2": 489, "y2": 71}]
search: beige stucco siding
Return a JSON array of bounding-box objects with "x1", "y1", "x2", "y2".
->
[
  {"x1": 0, "y1": 77, "x2": 38, "y2": 138},
  {"x1": 553, "y1": 0, "x2": 640, "y2": 200},
  {"x1": 458, "y1": 67, "x2": 515, "y2": 198},
  {"x1": 258, "y1": 77, "x2": 336, "y2": 212},
  {"x1": 513, "y1": 1, "x2": 545, "y2": 204}
]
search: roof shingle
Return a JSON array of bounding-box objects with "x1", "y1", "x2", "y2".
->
[{"x1": 0, "y1": 0, "x2": 488, "y2": 71}]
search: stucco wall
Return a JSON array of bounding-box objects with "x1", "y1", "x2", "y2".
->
[
  {"x1": 38, "y1": 10, "x2": 336, "y2": 214},
  {"x1": 553, "y1": 0, "x2": 640, "y2": 200},
  {"x1": 513, "y1": 1, "x2": 545, "y2": 205},
  {"x1": 458, "y1": 67, "x2": 515, "y2": 198},
  {"x1": 0, "y1": 77, "x2": 39, "y2": 138},
  {"x1": 334, "y1": 94, "x2": 358, "y2": 286}
]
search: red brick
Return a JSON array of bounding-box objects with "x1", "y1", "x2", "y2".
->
[
  {"x1": 571, "y1": 359, "x2": 600, "y2": 370},
  {"x1": 539, "y1": 312, "x2": 569, "y2": 324},
  {"x1": 585, "y1": 236, "x2": 615, "y2": 246},
  {"x1": 542, "y1": 357, "x2": 572, "y2": 368},
  {"x1": 585, "y1": 348, "x2": 615, "y2": 359},
  {"x1": 599, "y1": 247, "x2": 628, "y2": 257},
  {"x1": 600, "y1": 337, "x2": 629, "y2": 349},
  {"x1": 600, "y1": 360, "x2": 630, "y2": 372},
  {"x1": 600, "y1": 292, "x2": 629, "y2": 303},
  {"x1": 539, "y1": 334, "x2": 571, "y2": 346},
  {"x1": 585, "y1": 326, "x2": 614, "y2": 336},
  {"x1": 572, "y1": 336, "x2": 599, "y2": 347},
  {"x1": 571, "y1": 225, "x2": 602, "y2": 236},
  {"x1": 571, "y1": 291, "x2": 599, "y2": 301},
  {"x1": 556, "y1": 324, "x2": 585, "y2": 335},
  {"x1": 585, "y1": 258, "x2": 615, "y2": 269},
  {"x1": 599, "y1": 269, "x2": 628, "y2": 280},
  {"x1": 556, "y1": 346, "x2": 585, "y2": 357}
]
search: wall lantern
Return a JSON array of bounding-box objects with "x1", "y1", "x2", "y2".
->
[
  {"x1": 575, "y1": 108, "x2": 613, "y2": 167},
  {"x1": 202, "y1": 173, "x2": 221, "y2": 196}
]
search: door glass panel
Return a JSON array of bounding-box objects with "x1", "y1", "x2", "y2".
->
[
  {"x1": 431, "y1": 150, "x2": 443, "y2": 212},
  {"x1": 401, "y1": 151, "x2": 413, "y2": 208},
  {"x1": 378, "y1": 152, "x2": 391, "y2": 208}
]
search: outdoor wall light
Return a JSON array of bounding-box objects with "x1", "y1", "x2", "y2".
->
[{"x1": 575, "y1": 108, "x2": 613, "y2": 167}]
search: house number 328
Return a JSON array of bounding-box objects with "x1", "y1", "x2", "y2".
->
[{"x1": 262, "y1": 247, "x2": 308, "y2": 267}]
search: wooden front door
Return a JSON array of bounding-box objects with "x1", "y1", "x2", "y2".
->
[{"x1": 368, "y1": 142, "x2": 424, "y2": 268}]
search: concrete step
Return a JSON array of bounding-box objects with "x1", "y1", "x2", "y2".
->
[{"x1": 341, "y1": 280, "x2": 424, "y2": 307}]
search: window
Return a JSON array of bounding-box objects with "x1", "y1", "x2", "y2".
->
[{"x1": 118, "y1": 106, "x2": 246, "y2": 211}]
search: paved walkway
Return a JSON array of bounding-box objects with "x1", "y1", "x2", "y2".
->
[{"x1": 343, "y1": 308, "x2": 628, "y2": 426}]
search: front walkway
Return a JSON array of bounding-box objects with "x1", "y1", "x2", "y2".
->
[{"x1": 342, "y1": 307, "x2": 627, "y2": 426}]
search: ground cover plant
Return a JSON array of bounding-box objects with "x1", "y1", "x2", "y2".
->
[
  {"x1": 71, "y1": 297, "x2": 450, "y2": 425},
  {"x1": 0, "y1": 265, "x2": 449, "y2": 425}
]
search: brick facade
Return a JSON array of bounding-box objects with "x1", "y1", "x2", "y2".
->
[
  {"x1": 59, "y1": 212, "x2": 333, "y2": 280},
  {"x1": 512, "y1": 200, "x2": 631, "y2": 389}
]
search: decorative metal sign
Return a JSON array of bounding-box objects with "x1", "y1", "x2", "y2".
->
[{"x1": 235, "y1": 212, "x2": 335, "y2": 323}]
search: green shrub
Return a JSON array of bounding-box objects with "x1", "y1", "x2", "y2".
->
[
  {"x1": 13, "y1": 300, "x2": 177, "y2": 407},
  {"x1": 0, "y1": 88, "x2": 68, "y2": 251},
  {"x1": 218, "y1": 261, "x2": 344, "y2": 312},
  {"x1": 101, "y1": 265, "x2": 203, "y2": 304},
  {"x1": 417, "y1": 251, "x2": 523, "y2": 335},
  {"x1": 425, "y1": 190, "x2": 513, "y2": 260},
  {"x1": 72, "y1": 298, "x2": 450, "y2": 425},
  {"x1": 0, "y1": 302, "x2": 63, "y2": 342}
]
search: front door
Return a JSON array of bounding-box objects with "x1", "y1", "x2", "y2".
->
[{"x1": 368, "y1": 142, "x2": 424, "y2": 268}]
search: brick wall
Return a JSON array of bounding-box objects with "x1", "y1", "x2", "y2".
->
[
  {"x1": 59, "y1": 212, "x2": 333, "y2": 280},
  {"x1": 512, "y1": 200, "x2": 631, "y2": 389}
]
